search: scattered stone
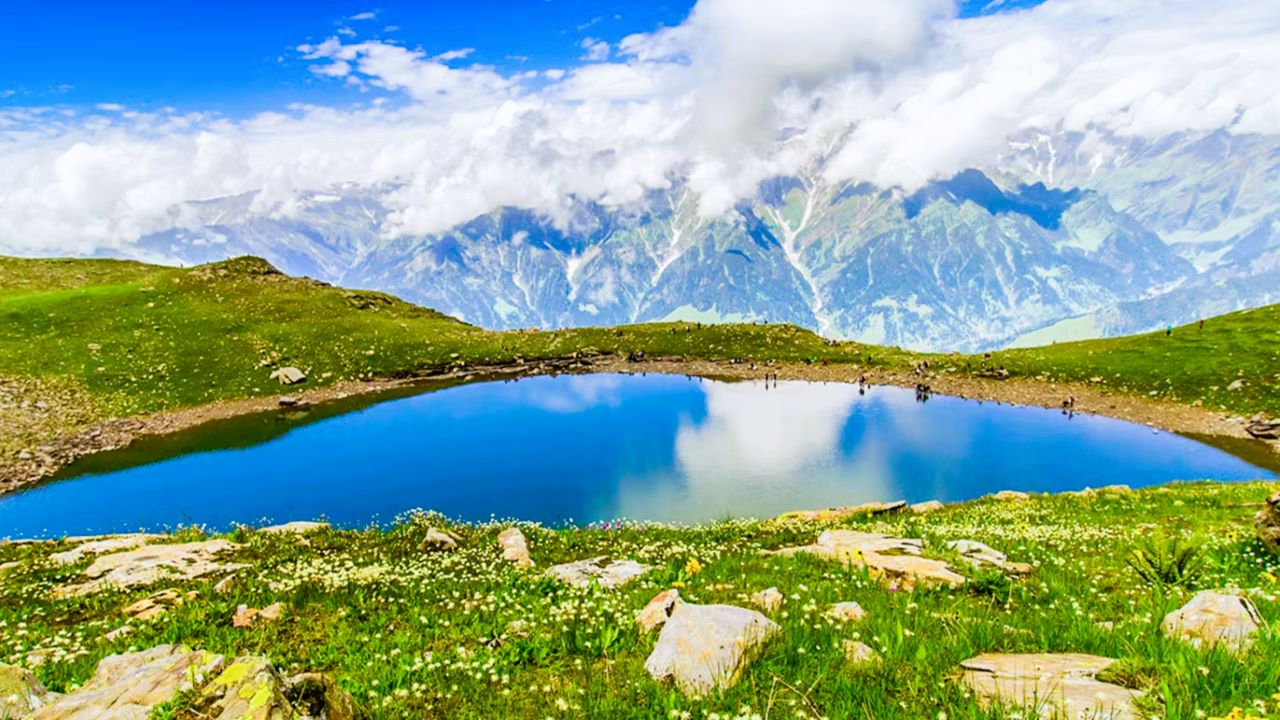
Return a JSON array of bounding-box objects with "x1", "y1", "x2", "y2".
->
[
  {"x1": 908, "y1": 500, "x2": 944, "y2": 514},
  {"x1": 269, "y1": 366, "x2": 307, "y2": 385},
  {"x1": 1246, "y1": 421, "x2": 1280, "y2": 439},
  {"x1": 260, "y1": 521, "x2": 329, "y2": 535},
  {"x1": 825, "y1": 601, "x2": 867, "y2": 623},
  {"x1": 103, "y1": 626, "x2": 134, "y2": 643},
  {"x1": 990, "y1": 490, "x2": 1030, "y2": 501},
  {"x1": 546, "y1": 557, "x2": 650, "y2": 589},
  {"x1": 842, "y1": 640, "x2": 880, "y2": 666},
  {"x1": 56, "y1": 539, "x2": 245, "y2": 597},
  {"x1": 1227, "y1": 379, "x2": 1244, "y2": 391},
  {"x1": 233, "y1": 602, "x2": 286, "y2": 629},
  {"x1": 497, "y1": 527, "x2": 534, "y2": 568},
  {"x1": 960, "y1": 653, "x2": 1143, "y2": 720},
  {"x1": 122, "y1": 589, "x2": 189, "y2": 621},
  {"x1": 1161, "y1": 591, "x2": 1261, "y2": 652},
  {"x1": 0, "y1": 664, "x2": 56, "y2": 718},
  {"x1": 778, "y1": 500, "x2": 907, "y2": 522},
  {"x1": 277, "y1": 395, "x2": 302, "y2": 407},
  {"x1": 422, "y1": 528, "x2": 459, "y2": 551},
  {"x1": 1256, "y1": 490, "x2": 1280, "y2": 553},
  {"x1": 768, "y1": 530, "x2": 965, "y2": 590},
  {"x1": 947, "y1": 540, "x2": 1033, "y2": 574},
  {"x1": 751, "y1": 587, "x2": 784, "y2": 612},
  {"x1": 644, "y1": 603, "x2": 780, "y2": 697},
  {"x1": 49, "y1": 534, "x2": 158, "y2": 566},
  {"x1": 213, "y1": 574, "x2": 238, "y2": 594},
  {"x1": 636, "y1": 589, "x2": 683, "y2": 633},
  {"x1": 31, "y1": 645, "x2": 225, "y2": 719},
  {"x1": 288, "y1": 673, "x2": 358, "y2": 720}
]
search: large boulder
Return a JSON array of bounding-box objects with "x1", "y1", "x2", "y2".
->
[
  {"x1": 545, "y1": 557, "x2": 650, "y2": 589},
  {"x1": 56, "y1": 540, "x2": 244, "y2": 597},
  {"x1": 1255, "y1": 491, "x2": 1280, "y2": 552},
  {"x1": 645, "y1": 603, "x2": 780, "y2": 697},
  {"x1": 1161, "y1": 591, "x2": 1261, "y2": 652},
  {"x1": 636, "y1": 589, "x2": 683, "y2": 633},
  {"x1": 0, "y1": 664, "x2": 56, "y2": 718},
  {"x1": 768, "y1": 530, "x2": 965, "y2": 590},
  {"x1": 960, "y1": 653, "x2": 1143, "y2": 720},
  {"x1": 191, "y1": 657, "x2": 295, "y2": 720},
  {"x1": 497, "y1": 528, "x2": 534, "y2": 568},
  {"x1": 49, "y1": 535, "x2": 159, "y2": 566}
]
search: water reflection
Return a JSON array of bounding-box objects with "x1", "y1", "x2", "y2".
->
[{"x1": 0, "y1": 373, "x2": 1272, "y2": 537}]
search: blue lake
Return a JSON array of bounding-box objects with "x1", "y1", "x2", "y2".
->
[{"x1": 0, "y1": 373, "x2": 1273, "y2": 537}]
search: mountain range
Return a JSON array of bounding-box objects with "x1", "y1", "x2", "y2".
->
[{"x1": 120, "y1": 128, "x2": 1279, "y2": 352}]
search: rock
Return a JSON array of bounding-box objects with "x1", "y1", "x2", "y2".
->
[
  {"x1": 842, "y1": 641, "x2": 880, "y2": 666},
  {"x1": 122, "y1": 589, "x2": 187, "y2": 621},
  {"x1": 947, "y1": 540, "x2": 1033, "y2": 574},
  {"x1": 193, "y1": 657, "x2": 295, "y2": 720},
  {"x1": 32, "y1": 645, "x2": 226, "y2": 719},
  {"x1": 777, "y1": 500, "x2": 907, "y2": 522},
  {"x1": 1256, "y1": 491, "x2": 1280, "y2": 552},
  {"x1": 751, "y1": 587, "x2": 784, "y2": 612},
  {"x1": 422, "y1": 528, "x2": 459, "y2": 551},
  {"x1": 825, "y1": 601, "x2": 867, "y2": 623},
  {"x1": 991, "y1": 490, "x2": 1030, "y2": 501},
  {"x1": 768, "y1": 530, "x2": 965, "y2": 590},
  {"x1": 102, "y1": 626, "x2": 134, "y2": 643},
  {"x1": 636, "y1": 589, "x2": 683, "y2": 633},
  {"x1": 908, "y1": 500, "x2": 944, "y2": 514},
  {"x1": 0, "y1": 561, "x2": 19, "y2": 575},
  {"x1": 233, "y1": 602, "x2": 286, "y2": 629},
  {"x1": 287, "y1": 673, "x2": 357, "y2": 720},
  {"x1": 269, "y1": 367, "x2": 307, "y2": 385},
  {"x1": 49, "y1": 534, "x2": 158, "y2": 566},
  {"x1": 57, "y1": 539, "x2": 244, "y2": 597},
  {"x1": 1227, "y1": 379, "x2": 1244, "y2": 391},
  {"x1": 497, "y1": 527, "x2": 534, "y2": 568},
  {"x1": 1246, "y1": 421, "x2": 1280, "y2": 440},
  {"x1": 644, "y1": 603, "x2": 780, "y2": 697},
  {"x1": 213, "y1": 574, "x2": 238, "y2": 594},
  {"x1": 277, "y1": 395, "x2": 301, "y2": 407},
  {"x1": 546, "y1": 557, "x2": 649, "y2": 589},
  {"x1": 960, "y1": 653, "x2": 1143, "y2": 720},
  {"x1": 260, "y1": 521, "x2": 329, "y2": 535},
  {"x1": 1161, "y1": 591, "x2": 1261, "y2": 652},
  {"x1": 0, "y1": 664, "x2": 56, "y2": 718}
]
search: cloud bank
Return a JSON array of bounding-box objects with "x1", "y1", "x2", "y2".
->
[{"x1": 2, "y1": 0, "x2": 1278, "y2": 254}]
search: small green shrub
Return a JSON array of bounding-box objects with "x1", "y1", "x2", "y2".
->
[{"x1": 1125, "y1": 534, "x2": 1206, "y2": 588}]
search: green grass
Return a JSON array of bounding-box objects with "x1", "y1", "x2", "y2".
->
[
  {"x1": 2, "y1": 482, "x2": 1278, "y2": 719},
  {"x1": 1, "y1": 254, "x2": 1277, "y2": 461}
]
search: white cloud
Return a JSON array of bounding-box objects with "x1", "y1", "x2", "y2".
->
[
  {"x1": 350, "y1": 11, "x2": 377, "y2": 21},
  {"x1": 579, "y1": 37, "x2": 610, "y2": 63},
  {"x1": 2, "y1": 0, "x2": 1279, "y2": 255}
]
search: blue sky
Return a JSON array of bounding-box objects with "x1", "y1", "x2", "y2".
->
[{"x1": 1, "y1": 0, "x2": 1044, "y2": 116}]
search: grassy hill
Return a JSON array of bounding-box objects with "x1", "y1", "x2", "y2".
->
[{"x1": 2, "y1": 255, "x2": 1277, "y2": 461}]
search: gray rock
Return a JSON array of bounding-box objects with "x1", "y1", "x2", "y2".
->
[
  {"x1": 269, "y1": 367, "x2": 307, "y2": 385},
  {"x1": 32, "y1": 645, "x2": 225, "y2": 720},
  {"x1": 645, "y1": 603, "x2": 780, "y2": 697},
  {"x1": 750, "y1": 587, "x2": 784, "y2": 612},
  {"x1": 422, "y1": 528, "x2": 459, "y2": 551},
  {"x1": 960, "y1": 653, "x2": 1143, "y2": 720},
  {"x1": 1161, "y1": 591, "x2": 1261, "y2": 652},
  {"x1": 497, "y1": 527, "x2": 533, "y2": 568},
  {"x1": 636, "y1": 589, "x2": 682, "y2": 633},
  {"x1": 260, "y1": 521, "x2": 329, "y2": 535},
  {"x1": 0, "y1": 664, "x2": 56, "y2": 718},
  {"x1": 49, "y1": 535, "x2": 159, "y2": 566},
  {"x1": 56, "y1": 540, "x2": 245, "y2": 597},
  {"x1": 908, "y1": 500, "x2": 944, "y2": 514},
  {"x1": 546, "y1": 557, "x2": 650, "y2": 589},
  {"x1": 1256, "y1": 491, "x2": 1280, "y2": 552},
  {"x1": 842, "y1": 641, "x2": 880, "y2": 666},
  {"x1": 769, "y1": 530, "x2": 965, "y2": 590}
]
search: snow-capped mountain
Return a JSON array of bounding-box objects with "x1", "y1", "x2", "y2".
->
[{"x1": 127, "y1": 129, "x2": 1278, "y2": 352}]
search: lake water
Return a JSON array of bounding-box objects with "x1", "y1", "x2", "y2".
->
[{"x1": 0, "y1": 373, "x2": 1272, "y2": 537}]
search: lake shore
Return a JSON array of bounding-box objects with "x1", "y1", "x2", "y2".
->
[{"x1": 1, "y1": 354, "x2": 1275, "y2": 497}]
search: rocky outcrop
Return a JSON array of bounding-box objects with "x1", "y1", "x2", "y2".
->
[
  {"x1": 5, "y1": 646, "x2": 354, "y2": 720},
  {"x1": 545, "y1": 557, "x2": 649, "y2": 589},
  {"x1": 825, "y1": 601, "x2": 867, "y2": 623},
  {"x1": 768, "y1": 530, "x2": 965, "y2": 590},
  {"x1": 1256, "y1": 491, "x2": 1280, "y2": 553},
  {"x1": 497, "y1": 527, "x2": 533, "y2": 568},
  {"x1": 56, "y1": 539, "x2": 244, "y2": 597},
  {"x1": 645, "y1": 603, "x2": 780, "y2": 697},
  {"x1": 908, "y1": 500, "x2": 944, "y2": 514},
  {"x1": 422, "y1": 528, "x2": 459, "y2": 551},
  {"x1": 842, "y1": 641, "x2": 879, "y2": 666},
  {"x1": 960, "y1": 653, "x2": 1143, "y2": 720},
  {"x1": 260, "y1": 521, "x2": 329, "y2": 535},
  {"x1": 1161, "y1": 591, "x2": 1261, "y2": 652},
  {"x1": 947, "y1": 540, "x2": 1033, "y2": 574},
  {"x1": 636, "y1": 589, "x2": 682, "y2": 633},
  {"x1": 49, "y1": 534, "x2": 158, "y2": 566},
  {"x1": 990, "y1": 490, "x2": 1030, "y2": 501},
  {"x1": 122, "y1": 589, "x2": 192, "y2": 621},
  {"x1": 0, "y1": 665, "x2": 55, "y2": 718},
  {"x1": 777, "y1": 500, "x2": 906, "y2": 522}
]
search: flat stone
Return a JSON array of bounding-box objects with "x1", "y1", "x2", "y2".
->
[
  {"x1": 990, "y1": 490, "x2": 1031, "y2": 501},
  {"x1": 32, "y1": 645, "x2": 226, "y2": 720},
  {"x1": 947, "y1": 539, "x2": 1032, "y2": 574},
  {"x1": 49, "y1": 535, "x2": 158, "y2": 566},
  {"x1": 751, "y1": 587, "x2": 784, "y2": 612},
  {"x1": 497, "y1": 527, "x2": 534, "y2": 568},
  {"x1": 645, "y1": 603, "x2": 780, "y2": 697},
  {"x1": 232, "y1": 602, "x2": 286, "y2": 629},
  {"x1": 545, "y1": 556, "x2": 649, "y2": 589},
  {"x1": 422, "y1": 528, "x2": 459, "y2": 551},
  {"x1": 260, "y1": 521, "x2": 329, "y2": 535},
  {"x1": 842, "y1": 641, "x2": 879, "y2": 666},
  {"x1": 636, "y1": 589, "x2": 682, "y2": 633},
  {"x1": 825, "y1": 601, "x2": 867, "y2": 623},
  {"x1": 194, "y1": 657, "x2": 294, "y2": 720},
  {"x1": 0, "y1": 664, "x2": 57, "y2": 718},
  {"x1": 57, "y1": 540, "x2": 244, "y2": 597},
  {"x1": 269, "y1": 366, "x2": 307, "y2": 385},
  {"x1": 908, "y1": 500, "x2": 945, "y2": 514},
  {"x1": 122, "y1": 589, "x2": 188, "y2": 621},
  {"x1": 1161, "y1": 591, "x2": 1261, "y2": 652},
  {"x1": 769, "y1": 530, "x2": 964, "y2": 590},
  {"x1": 777, "y1": 500, "x2": 906, "y2": 522},
  {"x1": 960, "y1": 653, "x2": 1143, "y2": 720}
]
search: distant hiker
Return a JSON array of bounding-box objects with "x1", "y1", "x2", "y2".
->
[
  {"x1": 1198, "y1": 319, "x2": 1205, "y2": 331},
  {"x1": 1166, "y1": 325, "x2": 1173, "y2": 336}
]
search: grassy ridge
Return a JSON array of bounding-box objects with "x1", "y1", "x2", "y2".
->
[
  {"x1": 2, "y1": 482, "x2": 1278, "y2": 719},
  {"x1": 1, "y1": 254, "x2": 1276, "y2": 458}
]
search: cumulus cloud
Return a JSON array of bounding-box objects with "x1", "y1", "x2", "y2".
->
[{"x1": 2, "y1": 0, "x2": 1279, "y2": 254}]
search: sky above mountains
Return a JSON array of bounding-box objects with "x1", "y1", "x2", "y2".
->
[{"x1": 1, "y1": 0, "x2": 1276, "y2": 255}]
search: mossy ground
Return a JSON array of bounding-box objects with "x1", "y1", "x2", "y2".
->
[
  {"x1": 2, "y1": 481, "x2": 1279, "y2": 720},
  {"x1": 2, "y1": 255, "x2": 1277, "y2": 462}
]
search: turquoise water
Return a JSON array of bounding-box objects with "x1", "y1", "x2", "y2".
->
[{"x1": 0, "y1": 373, "x2": 1272, "y2": 537}]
